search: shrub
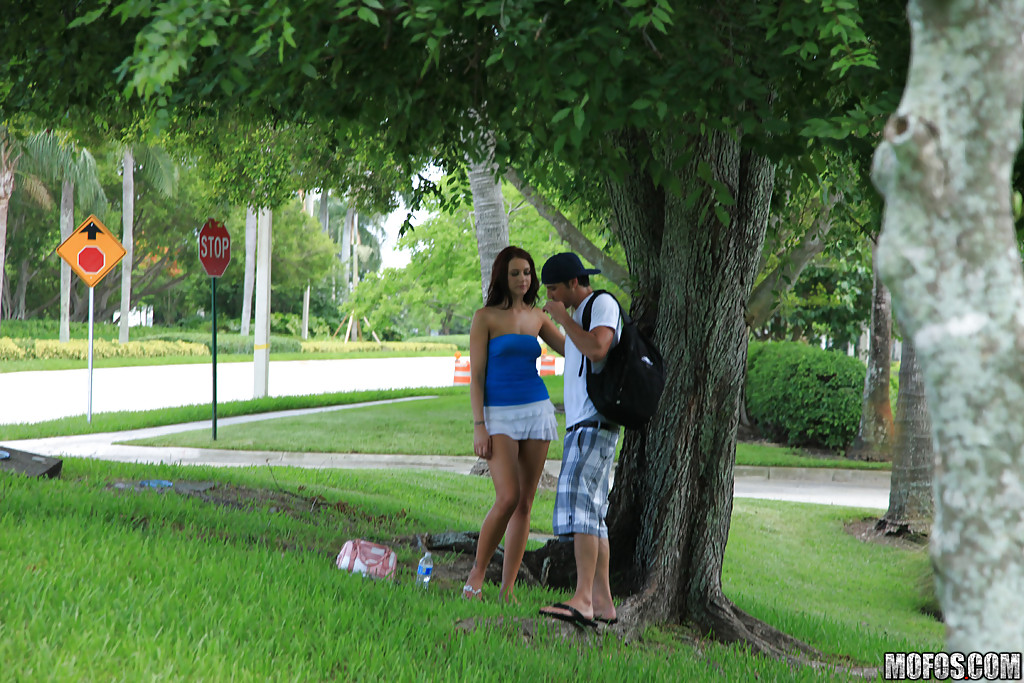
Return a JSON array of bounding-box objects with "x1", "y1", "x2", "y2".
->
[
  {"x1": 746, "y1": 341, "x2": 865, "y2": 450},
  {"x1": 0, "y1": 337, "x2": 26, "y2": 360},
  {"x1": 29, "y1": 339, "x2": 209, "y2": 360},
  {"x1": 143, "y1": 332, "x2": 302, "y2": 355},
  {"x1": 299, "y1": 340, "x2": 458, "y2": 354}
]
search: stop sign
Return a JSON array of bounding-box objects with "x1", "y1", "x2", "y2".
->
[
  {"x1": 78, "y1": 246, "x2": 105, "y2": 273},
  {"x1": 198, "y1": 219, "x2": 231, "y2": 277}
]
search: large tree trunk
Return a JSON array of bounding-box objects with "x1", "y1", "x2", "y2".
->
[
  {"x1": 0, "y1": 136, "x2": 18, "y2": 333},
  {"x1": 118, "y1": 148, "x2": 134, "y2": 344},
  {"x1": 846, "y1": 260, "x2": 894, "y2": 461},
  {"x1": 605, "y1": 128, "x2": 807, "y2": 656},
  {"x1": 871, "y1": 0, "x2": 1024, "y2": 650},
  {"x1": 878, "y1": 334, "x2": 933, "y2": 535},
  {"x1": 240, "y1": 205, "x2": 257, "y2": 336},
  {"x1": 467, "y1": 130, "x2": 509, "y2": 303},
  {"x1": 59, "y1": 178, "x2": 74, "y2": 343}
]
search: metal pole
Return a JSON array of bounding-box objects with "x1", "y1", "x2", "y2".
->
[
  {"x1": 87, "y1": 286, "x2": 94, "y2": 423},
  {"x1": 212, "y1": 277, "x2": 218, "y2": 440}
]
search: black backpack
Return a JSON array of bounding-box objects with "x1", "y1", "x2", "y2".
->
[{"x1": 579, "y1": 291, "x2": 665, "y2": 429}]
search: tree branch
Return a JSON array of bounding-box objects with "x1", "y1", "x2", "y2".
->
[{"x1": 504, "y1": 167, "x2": 631, "y2": 291}]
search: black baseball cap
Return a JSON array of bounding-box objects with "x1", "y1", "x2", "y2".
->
[{"x1": 541, "y1": 253, "x2": 601, "y2": 285}]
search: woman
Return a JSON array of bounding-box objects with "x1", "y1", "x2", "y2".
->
[{"x1": 463, "y1": 245, "x2": 565, "y2": 603}]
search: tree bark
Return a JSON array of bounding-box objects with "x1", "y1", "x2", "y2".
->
[
  {"x1": 879, "y1": 333, "x2": 933, "y2": 535},
  {"x1": 605, "y1": 128, "x2": 795, "y2": 654},
  {"x1": 467, "y1": 129, "x2": 509, "y2": 304},
  {"x1": 503, "y1": 167, "x2": 631, "y2": 291},
  {"x1": 846, "y1": 260, "x2": 894, "y2": 461},
  {"x1": 871, "y1": 0, "x2": 1024, "y2": 650},
  {"x1": 59, "y1": 178, "x2": 74, "y2": 343},
  {"x1": 118, "y1": 148, "x2": 134, "y2": 344},
  {"x1": 744, "y1": 190, "x2": 836, "y2": 330},
  {"x1": 240, "y1": 205, "x2": 257, "y2": 336},
  {"x1": 0, "y1": 135, "x2": 19, "y2": 333}
]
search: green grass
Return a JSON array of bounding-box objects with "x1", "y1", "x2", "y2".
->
[{"x1": 0, "y1": 459, "x2": 939, "y2": 680}]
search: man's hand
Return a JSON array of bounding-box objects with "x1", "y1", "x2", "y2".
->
[{"x1": 543, "y1": 300, "x2": 570, "y2": 326}]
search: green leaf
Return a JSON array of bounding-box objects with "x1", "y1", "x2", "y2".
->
[
  {"x1": 199, "y1": 30, "x2": 219, "y2": 48},
  {"x1": 301, "y1": 62, "x2": 318, "y2": 79},
  {"x1": 357, "y1": 7, "x2": 380, "y2": 26},
  {"x1": 68, "y1": 7, "x2": 106, "y2": 28},
  {"x1": 630, "y1": 99, "x2": 651, "y2": 110},
  {"x1": 714, "y1": 205, "x2": 730, "y2": 227},
  {"x1": 550, "y1": 108, "x2": 571, "y2": 124},
  {"x1": 363, "y1": 0, "x2": 385, "y2": 8}
]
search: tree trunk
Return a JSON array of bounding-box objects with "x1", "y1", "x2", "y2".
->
[
  {"x1": 59, "y1": 178, "x2": 74, "y2": 343},
  {"x1": 744, "y1": 190, "x2": 837, "y2": 330},
  {"x1": 604, "y1": 128, "x2": 808, "y2": 655},
  {"x1": 240, "y1": 205, "x2": 257, "y2": 336},
  {"x1": 878, "y1": 333, "x2": 933, "y2": 535},
  {"x1": 504, "y1": 167, "x2": 631, "y2": 291},
  {"x1": 846, "y1": 260, "x2": 894, "y2": 461},
  {"x1": 467, "y1": 130, "x2": 509, "y2": 303},
  {"x1": 0, "y1": 136, "x2": 18, "y2": 333},
  {"x1": 871, "y1": 0, "x2": 1024, "y2": 650},
  {"x1": 118, "y1": 148, "x2": 134, "y2": 344}
]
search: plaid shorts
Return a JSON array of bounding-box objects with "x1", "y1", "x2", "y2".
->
[{"x1": 552, "y1": 426, "x2": 618, "y2": 538}]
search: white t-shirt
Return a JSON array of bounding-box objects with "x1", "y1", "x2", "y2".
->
[{"x1": 563, "y1": 292, "x2": 622, "y2": 427}]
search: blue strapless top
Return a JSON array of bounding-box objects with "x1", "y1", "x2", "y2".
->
[{"x1": 484, "y1": 334, "x2": 550, "y2": 407}]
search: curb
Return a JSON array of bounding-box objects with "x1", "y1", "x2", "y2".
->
[{"x1": 734, "y1": 465, "x2": 891, "y2": 487}]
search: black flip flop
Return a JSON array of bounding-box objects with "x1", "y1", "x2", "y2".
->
[
  {"x1": 594, "y1": 616, "x2": 619, "y2": 625},
  {"x1": 539, "y1": 602, "x2": 598, "y2": 628}
]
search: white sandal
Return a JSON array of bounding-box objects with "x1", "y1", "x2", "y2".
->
[{"x1": 461, "y1": 584, "x2": 482, "y2": 600}]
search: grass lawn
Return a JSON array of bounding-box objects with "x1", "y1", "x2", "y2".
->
[{"x1": 0, "y1": 459, "x2": 940, "y2": 680}]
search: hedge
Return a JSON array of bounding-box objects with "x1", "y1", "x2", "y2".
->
[
  {"x1": 0, "y1": 338, "x2": 210, "y2": 361},
  {"x1": 746, "y1": 340, "x2": 865, "y2": 450},
  {"x1": 299, "y1": 340, "x2": 458, "y2": 354}
]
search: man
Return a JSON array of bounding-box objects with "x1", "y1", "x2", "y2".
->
[{"x1": 538, "y1": 252, "x2": 621, "y2": 627}]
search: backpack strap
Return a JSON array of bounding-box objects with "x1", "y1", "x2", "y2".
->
[{"x1": 578, "y1": 290, "x2": 626, "y2": 377}]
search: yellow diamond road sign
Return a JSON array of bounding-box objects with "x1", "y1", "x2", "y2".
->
[{"x1": 56, "y1": 215, "x2": 126, "y2": 288}]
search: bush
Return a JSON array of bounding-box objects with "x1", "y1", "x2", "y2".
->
[
  {"x1": 0, "y1": 337, "x2": 26, "y2": 360},
  {"x1": 29, "y1": 339, "x2": 209, "y2": 360},
  {"x1": 144, "y1": 332, "x2": 303, "y2": 355},
  {"x1": 746, "y1": 341, "x2": 865, "y2": 450},
  {"x1": 299, "y1": 340, "x2": 458, "y2": 354},
  {"x1": 405, "y1": 334, "x2": 471, "y2": 351}
]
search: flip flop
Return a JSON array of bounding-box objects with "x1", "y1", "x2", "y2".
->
[
  {"x1": 594, "y1": 616, "x2": 619, "y2": 625},
  {"x1": 539, "y1": 602, "x2": 598, "y2": 628}
]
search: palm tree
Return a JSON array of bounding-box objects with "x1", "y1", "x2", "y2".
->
[
  {"x1": 0, "y1": 127, "x2": 60, "y2": 334},
  {"x1": 115, "y1": 143, "x2": 176, "y2": 343}
]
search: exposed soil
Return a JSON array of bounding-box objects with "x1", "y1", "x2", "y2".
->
[{"x1": 844, "y1": 517, "x2": 928, "y2": 551}]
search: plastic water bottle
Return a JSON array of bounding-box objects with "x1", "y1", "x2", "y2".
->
[{"x1": 416, "y1": 551, "x2": 433, "y2": 589}]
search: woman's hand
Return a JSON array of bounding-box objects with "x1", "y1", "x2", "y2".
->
[{"x1": 474, "y1": 424, "x2": 492, "y2": 459}]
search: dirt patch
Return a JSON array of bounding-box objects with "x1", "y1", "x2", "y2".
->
[{"x1": 844, "y1": 517, "x2": 928, "y2": 551}]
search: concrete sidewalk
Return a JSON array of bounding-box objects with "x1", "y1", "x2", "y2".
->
[{"x1": 2, "y1": 398, "x2": 890, "y2": 510}]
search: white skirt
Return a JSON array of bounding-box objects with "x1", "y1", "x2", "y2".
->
[{"x1": 484, "y1": 399, "x2": 558, "y2": 441}]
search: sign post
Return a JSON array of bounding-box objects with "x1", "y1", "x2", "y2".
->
[
  {"x1": 198, "y1": 219, "x2": 231, "y2": 439},
  {"x1": 55, "y1": 215, "x2": 126, "y2": 423}
]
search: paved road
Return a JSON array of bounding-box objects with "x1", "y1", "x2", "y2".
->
[
  {"x1": 2, "y1": 357, "x2": 887, "y2": 510},
  {"x1": 0, "y1": 357, "x2": 464, "y2": 425}
]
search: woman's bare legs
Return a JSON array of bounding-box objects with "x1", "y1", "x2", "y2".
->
[
  {"x1": 464, "y1": 435, "x2": 520, "y2": 597},
  {"x1": 499, "y1": 438, "x2": 550, "y2": 602}
]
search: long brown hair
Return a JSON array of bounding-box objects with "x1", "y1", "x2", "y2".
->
[{"x1": 485, "y1": 246, "x2": 540, "y2": 308}]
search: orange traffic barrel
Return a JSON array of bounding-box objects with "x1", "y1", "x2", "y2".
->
[
  {"x1": 539, "y1": 353, "x2": 556, "y2": 376},
  {"x1": 454, "y1": 352, "x2": 471, "y2": 385}
]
